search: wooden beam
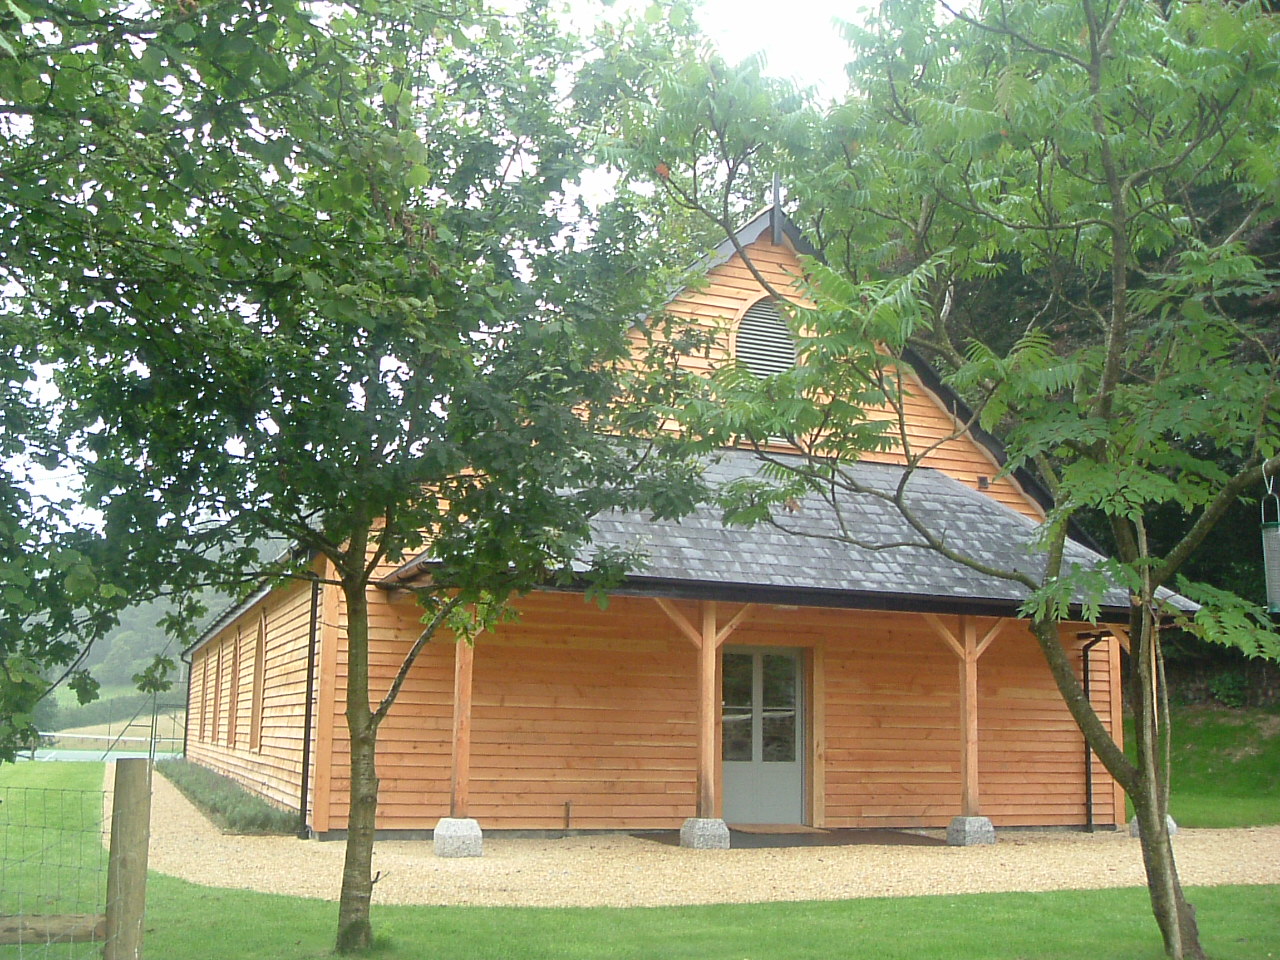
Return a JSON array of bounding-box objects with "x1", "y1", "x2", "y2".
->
[
  {"x1": 697, "y1": 602, "x2": 718, "y2": 818},
  {"x1": 959, "y1": 615, "x2": 980, "y2": 817},
  {"x1": 653, "y1": 598, "x2": 702, "y2": 648},
  {"x1": 713, "y1": 603, "x2": 755, "y2": 647},
  {"x1": 104, "y1": 758, "x2": 150, "y2": 960},
  {"x1": 0, "y1": 915, "x2": 105, "y2": 945},
  {"x1": 450, "y1": 638, "x2": 475, "y2": 819},
  {"x1": 923, "y1": 613, "x2": 965, "y2": 659},
  {"x1": 1110, "y1": 626, "x2": 1131, "y2": 653},
  {"x1": 974, "y1": 618, "x2": 1010, "y2": 659},
  {"x1": 810, "y1": 643, "x2": 826, "y2": 828}
]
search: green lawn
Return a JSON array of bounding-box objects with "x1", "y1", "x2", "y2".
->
[
  {"x1": 3, "y1": 762, "x2": 1278, "y2": 960},
  {"x1": 0, "y1": 761, "x2": 107, "y2": 915},
  {"x1": 1167, "y1": 706, "x2": 1280, "y2": 828},
  {"x1": 144, "y1": 883, "x2": 1280, "y2": 960},
  {"x1": 1124, "y1": 705, "x2": 1280, "y2": 828}
]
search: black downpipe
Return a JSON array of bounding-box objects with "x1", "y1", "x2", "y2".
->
[
  {"x1": 297, "y1": 578, "x2": 322, "y2": 839},
  {"x1": 1081, "y1": 634, "x2": 1107, "y2": 832},
  {"x1": 180, "y1": 652, "x2": 192, "y2": 757}
]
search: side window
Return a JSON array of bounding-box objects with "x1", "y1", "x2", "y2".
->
[
  {"x1": 196, "y1": 651, "x2": 208, "y2": 742},
  {"x1": 211, "y1": 643, "x2": 223, "y2": 744},
  {"x1": 227, "y1": 629, "x2": 241, "y2": 748},
  {"x1": 733, "y1": 298, "x2": 796, "y2": 378},
  {"x1": 250, "y1": 612, "x2": 267, "y2": 752}
]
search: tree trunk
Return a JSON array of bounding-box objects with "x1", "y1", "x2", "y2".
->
[
  {"x1": 335, "y1": 557, "x2": 379, "y2": 954},
  {"x1": 1130, "y1": 783, "x2": 1203, "y2": 959},
  {"x1": 1029, "y1": 615, "x2": 1204, "y2": 959},
  {"x1": 1129, "y1": 610, "x2": 1206, "y2": 960}
]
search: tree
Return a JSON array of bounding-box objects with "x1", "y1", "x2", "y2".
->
[
  {"x1": 4, "y1": 0, "x2": 700, "y2": 950},
  {"x1": 613, "y1": 1, "x2": 1280, "y2": 957}
]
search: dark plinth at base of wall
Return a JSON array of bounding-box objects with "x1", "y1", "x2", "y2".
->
[{"x1": 308, "y1": 822, "x2": 1120, "y2": 842}]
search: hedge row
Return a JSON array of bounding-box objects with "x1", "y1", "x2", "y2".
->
[{"x1": 156, "y1": 758, "x2": 297, "y2": 834}]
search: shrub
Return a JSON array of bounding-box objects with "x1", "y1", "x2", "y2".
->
[
  {"x1": 1208, "y1": 672, "x2": 1249, "y2": 709},
  {"x1": 157, "y1": 758, "x2": 297, "y2": 835}
]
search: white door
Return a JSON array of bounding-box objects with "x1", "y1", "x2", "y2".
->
[{"x1": 721, "y1": 647, "x2": 804, "y2": 824}]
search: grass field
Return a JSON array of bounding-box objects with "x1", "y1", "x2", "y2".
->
[
  {"x1": 43, "y1": 711, "x2": 186, "y2": 751},
  {"x1": 1124, "y1": 705, "x2": 1280, "y2": 828},
  {"x1": 0, "y1": 762, "x2": 109, "y2": 960},
  {"x1": 1166, "y1": 706, "x2": 1280, "y2": 828},
  {"x1": 2, "y1": 763, "x2": 1277, "y2": 960}
]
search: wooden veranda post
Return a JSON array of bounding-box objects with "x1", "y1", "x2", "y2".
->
[
  {"x1": 924, "y1": 614, "x2": 1008, "y2": 843},
  {"x1": 698, "y1": 602, "x2": 718, "y2": 818},
  {"x1": 652, "y1": 598, "x2": 755, "y2": 827},
  {"x1": 450, "y1": 639, "x2": 475, "y2": 819},
  {"x1": 959, "y1": 617, "x2": 980, "y2": 817},
  {"x1": 104, "y1": 758, "x2": 151, "y2": 960}
]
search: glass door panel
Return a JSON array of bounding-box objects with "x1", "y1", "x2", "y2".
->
[
  {"x1": 721, "y1": 652, "x2": 753, "y2": 762},
  {"x1": 761, "y1": 653, "x2": 797, "y2": 762}
]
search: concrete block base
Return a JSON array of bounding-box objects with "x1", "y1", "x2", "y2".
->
[
  {"x1": 679, "y1": 817, "x2": 731, "y2": 849},
  {"x1": 947, "y1": 815, "x2": 997, "y2": 846},
  {"x1": 1129, "y1": 815, "x2": 1178, "y2": 839},
  {"x1": 433, "y1": 817, "x2": 483, "y2": 857}
]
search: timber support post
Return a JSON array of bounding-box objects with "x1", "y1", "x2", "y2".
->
[
  {"x1": 926, "y1": 614, "x2": 1007, "y2": 845},
  {"x1": 104, "y1": 758, "x2": 151, "y2": 960},
  {"x1": 652, "y1": 599, "x2": 754, "y2": 850},
  {"x1": 435, "y1": 637, "x2": 483, "y2": 857},
  {"x1": 679, "y1": 601, "x2": 730, "y2": 849}
]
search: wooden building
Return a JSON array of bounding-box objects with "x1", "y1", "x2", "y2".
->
[{"x1": 184, "y1": 208, "x2": 1139, "y2": 849}]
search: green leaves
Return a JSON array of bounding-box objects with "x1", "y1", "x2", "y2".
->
[
  {"x1": 3, "y1": 0, "x2": 712, "y2": 766},
  {"x1": 1175, "y1": 579, "x2": 1280, "y2": 661}
]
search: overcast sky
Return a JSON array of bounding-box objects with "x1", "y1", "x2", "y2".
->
[{"x1": 693, "y1": 0, "x2": 864, "y2": 102}]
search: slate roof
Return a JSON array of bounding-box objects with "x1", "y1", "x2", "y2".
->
[{"x1": 567, "y1": 449, "x2": 1187, "y2": 619}]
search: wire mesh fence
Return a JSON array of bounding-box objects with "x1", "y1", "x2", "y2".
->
[
  {"x1": 1, "y1": 760, "x2": 151, "y2": 960},
  {"x1": 0, "y1": 783, "x2": 107, "y2": 959}
]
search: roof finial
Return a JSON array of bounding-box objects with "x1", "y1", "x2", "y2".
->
[{"x1": 771, "y1": 172, "x2": 783, "y2": 245}]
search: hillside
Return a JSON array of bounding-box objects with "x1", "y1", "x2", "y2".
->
[{"x1": 1168, "y1": 705, "x2": 1280, "y2": 828}]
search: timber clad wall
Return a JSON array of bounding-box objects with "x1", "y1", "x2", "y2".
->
[
  {"x1": 657, "y1": 236, "x2": 1043, "y2": 519},
  {"x1": 186, "y1": 580, "x2": 314, "y2": 813},
  {"x1": 305, "y1": 590, "x2": 1120, "y2": 832},
  {"x1": 319, "y1": 593, "x2": 700, "y2": 831},
  {"x1": 468, "y1": 596, "x2": 698, "y2": 829}
]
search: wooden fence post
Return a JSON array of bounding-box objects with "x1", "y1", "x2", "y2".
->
[{"x1": 104, "y1": 758, "x2": 151, "y2": 960}]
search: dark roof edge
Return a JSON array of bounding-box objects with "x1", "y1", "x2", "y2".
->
[
  {"x1": 533, "y1": 575, "x2": 1136, "y2": 624},
  {"x1": 182, "y1": 582, "x2": 275, "y2": 658},
  {"x1": 900, "y1": 344, "x2": 1058, "y2": 521},
  {"x1": 380, "y1": 562, "x2": 1134, "y2": 625},
  {"x1": 181, "y1": 543, "x2": 314, "y2": 657},
  {"x1": 700, "y1": 204, "x2": 821, "y2": 274}
]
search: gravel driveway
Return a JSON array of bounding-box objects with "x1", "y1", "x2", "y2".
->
[{"x1": 128, "y1": 769, "x2": 1280, "y2": 908}]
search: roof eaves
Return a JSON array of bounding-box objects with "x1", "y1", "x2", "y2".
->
[
  {"x1": 181, "y1": 541, "x2": 312, "y2": 657},
  {"x1": 182, "y1": 581, "x2": 274, "y2": 658},
  {"x1": 532, "y1": 574, "x2": 1139, "y2": 623},
  {"x1": 700, "y1": 204, "x2": 820, "y2": 276}
]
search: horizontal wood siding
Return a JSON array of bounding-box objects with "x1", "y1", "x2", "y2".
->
[
  {"x1": 978, "y1": 627, "x2": 1119, "y2": 827},
  {"x1": 821, "y1": 615, "x2": 1119, "y2": 828},
  {"x1": 317, "y1": 589, "x2": 1119, "y2": 832},
  {"x1": 322, "y1": 592, "x2": 699, "y2": 830},
  {"x1": 822, "y1": 611, "x2": 962, "y2": 827},
  {"x1": 652, "y1": 236, "x2": 1043, "y2": 520},
  {"x1": 186, "y1": 580, "x2": 315, "y2": 812}
]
